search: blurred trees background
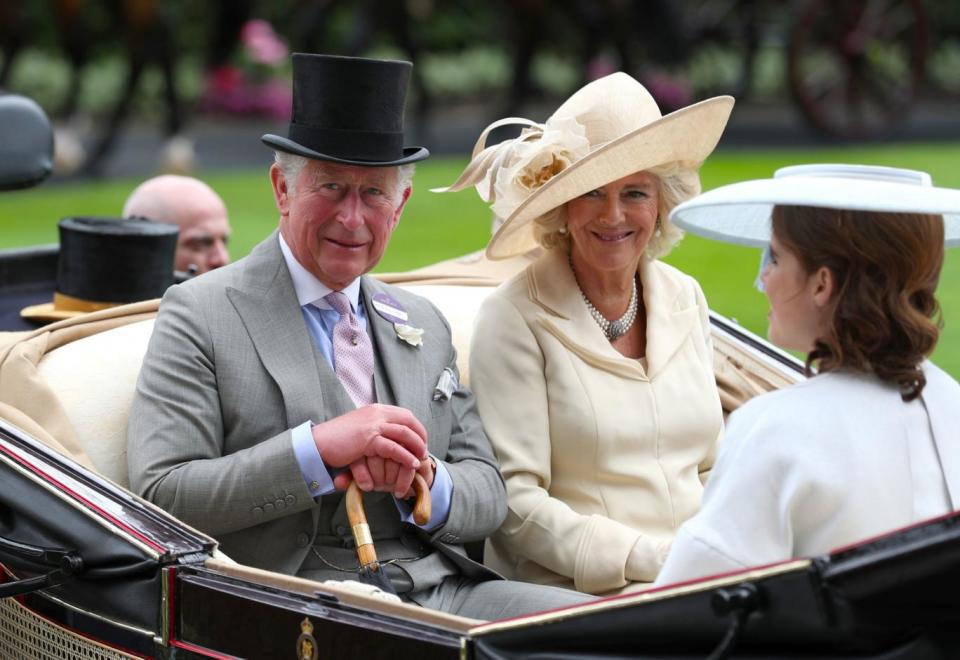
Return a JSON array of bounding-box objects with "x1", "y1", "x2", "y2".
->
[
  {"x1": 3, "y1": 0, "x2": 959, "y2": 126},
  {"x1": 3, "y1": 0, "x2": 960, "y2": 179}
]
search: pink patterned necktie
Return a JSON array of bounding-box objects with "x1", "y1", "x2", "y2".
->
[{"x1": 323, "y1": 291, "x2": 376, "y2": 407}]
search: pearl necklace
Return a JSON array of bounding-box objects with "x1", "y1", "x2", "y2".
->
[{"x1": 571, "y1": 259, "x2": 639, "y2": 340}]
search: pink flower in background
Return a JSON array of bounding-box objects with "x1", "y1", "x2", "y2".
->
[
  {"x1": 241, "y1": 19, "x2": 288, "y2": 65},
  {"x1": 641, "y1": 72, "x2": 692, "y2": 112},
  {"x1": 200, "y1": 18, "x2": 292, "y2": 118}
]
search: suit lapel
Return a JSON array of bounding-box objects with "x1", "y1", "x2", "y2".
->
[
  {"x1": 361, "y1": 277, "x2": 430, "y2": 422},
  {"x1": 528, "y1": 249, "x2": 697, "y2": 380},
  {"x1": 639, "y1": 257, "x2": 699, "y2": 378},
  {"x1": 225, "y1": 231, "x2": 328, "y2": 427}
]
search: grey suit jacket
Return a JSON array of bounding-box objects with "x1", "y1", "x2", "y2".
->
[{"x1": 127, "y1": 231, "x2": 506, "y2": 587}]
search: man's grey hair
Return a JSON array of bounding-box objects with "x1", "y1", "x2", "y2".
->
[{"x1": 273, "y1": 151, "x2": 414, "y2": 203}]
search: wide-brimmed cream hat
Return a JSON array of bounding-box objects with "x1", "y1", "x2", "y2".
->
[
  {"x1": 669, "y1": 164, "x2": 960, "y2": 248},
  {"x1": 435, "y1": 72, "x2": 734, "y2": 259}
]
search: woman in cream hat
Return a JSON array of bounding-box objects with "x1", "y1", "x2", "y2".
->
[
  {"x1": 439, "y1": 73, "x2": 734, "y2": 594},
  {"x1": 656, "y1": 164, "x2": 960, "y2": 585}
]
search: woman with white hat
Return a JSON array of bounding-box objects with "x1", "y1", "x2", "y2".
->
[
  {"x1": 439, "y1": 73, "x2": 734, "y2": 594},
  {"x1": 655, "y1": 164, "x2": 960, "y2": 585}
]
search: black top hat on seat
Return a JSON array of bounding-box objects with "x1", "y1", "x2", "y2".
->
[
  {"x1": 20, "y1": 217, "x2": 178, "y2": 323},
  {"x1": 261, "y1": 53, "x2": 429, "y2": 166}
]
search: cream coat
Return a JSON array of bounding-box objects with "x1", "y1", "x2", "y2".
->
[
  {"x1": 656, "y1": 362, "x2": 960, "y2": 586},
  {"x1": 469, "y1": 249, "x2": 723, "y2": 594}
]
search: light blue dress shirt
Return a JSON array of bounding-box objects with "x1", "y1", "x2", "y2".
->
[{"x1": 279, "y1": 234, "x2": 452, "y2": 531}]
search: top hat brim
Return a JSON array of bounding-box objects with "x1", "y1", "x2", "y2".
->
[
  {"x1": 262, "y1": 134, "x2": 430, "y2": 167},
  {"x1": 20, "y1": 302, "x2": 84, "y2": 323}
]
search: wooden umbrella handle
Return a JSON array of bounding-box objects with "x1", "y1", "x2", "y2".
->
[
  {"x1": 345, "y1": 473, "x2": 433, "y2": 569},
  {"x1": 411, "y1": 472, "x2": 432, "y2": 526},
  {"x1": 345, "y1": 481, "x2": 378, "y2": 569}
]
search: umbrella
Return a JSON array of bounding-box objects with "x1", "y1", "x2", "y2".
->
[{"x1": 345, "y1": 473, "x2": 432, "y2": 594}]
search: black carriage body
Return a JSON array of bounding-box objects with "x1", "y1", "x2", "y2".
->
[
  {"x1": 171, "y1": 567, "x2": 461, "y2": 659},
  {"x1": 0, "y1": 421, "x2": 465, "y2": 659},
  {"x1": 0, "y1": 244, "x2": 57, "y2": 332},
  {"x1": 471, "y1": 514, "x2": 960, "y2": 659}
]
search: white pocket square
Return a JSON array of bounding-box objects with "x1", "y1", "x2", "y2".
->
[{"x1": 432, "y1": 368, "x2": 458, "y2": 401}]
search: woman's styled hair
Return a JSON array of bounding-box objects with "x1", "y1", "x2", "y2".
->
[
  {"x1": 772, "y1": 205, "x2": 945, "y2": 401},
  {"x1": 532, "y1": 161, "x2": 701, "y2": 258}
]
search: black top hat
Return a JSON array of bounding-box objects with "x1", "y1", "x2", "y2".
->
[
  {"x1": 20, "y1": 217, "x2": 178, "y2": 323},
  {"x1": 261, "y1": 53, "x2": 429, "y2": 166}
]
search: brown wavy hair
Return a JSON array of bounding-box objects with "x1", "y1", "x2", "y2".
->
[{"x1": 772, "y1": 205, "x2": 944, "y2": 401}]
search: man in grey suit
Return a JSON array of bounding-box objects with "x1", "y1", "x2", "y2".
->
[{"x1": 127, "y1": 53, "x2": 586, "y2": 619}]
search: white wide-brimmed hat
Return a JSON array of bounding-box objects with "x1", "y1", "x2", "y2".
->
[
  {"x1": 670, "y1": 164, "x2": 960, "y2": 248},
  {"x1": 435, "y1": 72, "x2": 734, "y2": 260}
]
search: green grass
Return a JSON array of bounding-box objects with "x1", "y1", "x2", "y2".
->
[{"x1": 2, "y1": 143, "x2": 958, "y2": 376}]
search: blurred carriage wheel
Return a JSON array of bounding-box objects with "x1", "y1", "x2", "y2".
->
[{"x1": 787, "y1": 0, "x2": 928, "y2": 140}]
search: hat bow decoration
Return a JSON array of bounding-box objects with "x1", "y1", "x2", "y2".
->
[{"x1": 432, "y1": 115, "x2": 591, "y2": 221}]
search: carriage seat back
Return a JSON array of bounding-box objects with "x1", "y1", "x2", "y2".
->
[
  {"x1": 36, "y1": 319, "x2": 155, "y2": 488},
  {"x1": 23, "y1": 280, "x2": 792, "y2": 490},
  {"x1": 30, "y1": 283, "x2": 491, "y2": 488}
]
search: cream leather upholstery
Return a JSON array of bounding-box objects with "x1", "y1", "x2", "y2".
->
[
  {"x1": 29, "y1": 284, "x2": 495, "y2": 489},
  {"x1": 402, "y1": 283, "x2": 495, "y2": 386},
  {"x1": 24, "y1": 277, "x2": 793, "y2": 492},
  {"x1": 36, "y1": 319, "x2": 155, "y2": 488}
]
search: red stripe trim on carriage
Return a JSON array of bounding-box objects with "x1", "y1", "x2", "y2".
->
[
  {"x1": 167, "y1": 567, "x2": 177, "y2": 644},
  {"x1": 169, "y1": 639, "x2": 242, "y2": 659},
  {"x1": 0, "y1": 442, "x2": 166, "y2": 554},
  {"x1": 469, "y1": 558, "x2": 811, "y2": 636},
  {"x1": 828, "y1": 508, "x2": 960, "y2": 555}
]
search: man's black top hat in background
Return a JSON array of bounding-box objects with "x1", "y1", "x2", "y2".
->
[
  {"x1": 20, "y1": 217, "x2": 178, "y2": 323},
  {"x1": 262, "y1": 53, "x2": 429, "y2": 166}
]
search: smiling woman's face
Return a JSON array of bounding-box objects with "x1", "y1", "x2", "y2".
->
[{"x1": 565, "y1": 171, "x2": 659, "y2": 280}]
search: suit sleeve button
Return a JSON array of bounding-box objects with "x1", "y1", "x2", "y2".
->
[
  {"x1": 286, "y1": 494, "x2": 296, "y2": 505},
  {"x1": 263, "y1": 502, "x2": 275, "y2": 513},
  {"x1": 252, "y1": 507, "x2": 263, "y2": 518},
  {"x1": 296, "y1": 533, "x2": 310, "y2": 548}
]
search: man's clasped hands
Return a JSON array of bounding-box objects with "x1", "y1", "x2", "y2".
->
[{"x1": 314, "y1": 404, "x2": 435, "y2": 498}]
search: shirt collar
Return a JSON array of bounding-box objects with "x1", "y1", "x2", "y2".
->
[{"x1": 278, "y1": 232, "x2": 362, "y2": 311}]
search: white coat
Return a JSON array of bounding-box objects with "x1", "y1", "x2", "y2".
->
[{"x1": 656, "y1": 361, "x2": 960, "y2": 586}]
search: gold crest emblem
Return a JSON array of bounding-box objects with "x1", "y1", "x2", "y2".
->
[{"x1": 296, "y1": 617, "x2": 318, "y2": 660}]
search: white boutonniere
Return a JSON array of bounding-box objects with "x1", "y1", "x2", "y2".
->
[{"x1": 394, "y1": 323, "x2": 424, "y2": 348}]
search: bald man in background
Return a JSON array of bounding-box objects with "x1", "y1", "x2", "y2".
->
[{"x1": 123, "y1": 175, "x2": 232, "y2": 275}]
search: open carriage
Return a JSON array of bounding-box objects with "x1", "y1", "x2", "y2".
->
[{"x1": 2, "y1": 93, "x2": 960, "y2": 660}]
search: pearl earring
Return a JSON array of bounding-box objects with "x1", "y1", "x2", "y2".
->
[
  {"x1": 654, "y1": 219, "x2": 662, "y2": 238},
  {"x1": 558, "y1": 225, "x2": 568, "y2": 235}
]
